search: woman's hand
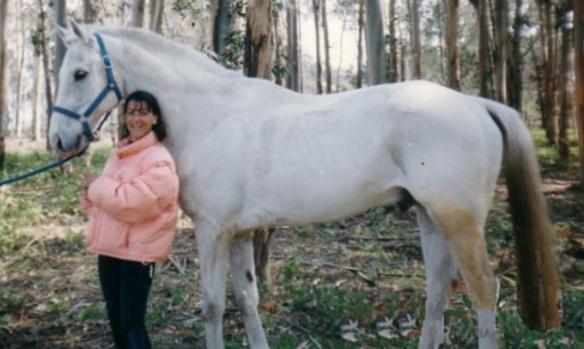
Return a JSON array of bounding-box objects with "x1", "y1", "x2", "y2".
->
[{"x1": 83, "y1": 173, "x2": 98, "y2": 193}]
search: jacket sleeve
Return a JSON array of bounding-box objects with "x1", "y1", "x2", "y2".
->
[{"x1": 87, "y1": 160, "x2": 179, "y2": 224}]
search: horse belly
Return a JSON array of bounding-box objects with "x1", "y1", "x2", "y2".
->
[{"x1": 237, "y1": 142, "x2": 404, "y2": 229}]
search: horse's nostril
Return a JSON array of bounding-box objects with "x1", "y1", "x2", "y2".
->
[{"x1": 57, "y1": 138, "x2": 64, "y2": 152}]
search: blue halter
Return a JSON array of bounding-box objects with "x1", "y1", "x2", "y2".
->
[{"x1": 52, "y1": 33, "x2": 123, "y2": 142}]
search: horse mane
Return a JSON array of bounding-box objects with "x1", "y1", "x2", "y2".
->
[{"x1": 92, "y1": 25, "x2": 241, "y2": 79}]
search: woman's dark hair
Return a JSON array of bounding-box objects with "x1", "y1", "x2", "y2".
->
[{"x1": 121, "y1": 90, "x2": 167, "y2": 141}]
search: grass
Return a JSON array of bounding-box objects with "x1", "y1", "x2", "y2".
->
[{"x1": 0, "y1": 131, "x2": 583, "y2": 348}]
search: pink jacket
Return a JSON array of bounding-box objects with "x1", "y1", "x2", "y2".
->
[{"x1": 80, "y1": 132, "x2": 179, "y2": 263}]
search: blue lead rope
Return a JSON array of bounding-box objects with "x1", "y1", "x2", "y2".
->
[
  {"x1": 0, "y1": 110, "x2": 112, "y2": 188},
  {"x1": 0, "y1": 148, "x2": 87, "y2": 187}
]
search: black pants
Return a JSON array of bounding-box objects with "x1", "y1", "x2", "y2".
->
[{"x1": 98, "y1": 255, "x2": 154, "y2": 349}]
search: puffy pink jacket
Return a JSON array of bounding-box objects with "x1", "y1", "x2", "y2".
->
[{"x1": 80, "y1": 132, "x2": 179, "y2": 263}]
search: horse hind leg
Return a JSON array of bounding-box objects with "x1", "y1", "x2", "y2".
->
[
  {"x1": 229, "y1": 232, "x2": 269, "y2": 349},
  {"x1": 416, "y1": 206, "x2": 458, "y2": 349},
  {"x1": 432, "y1": 207, "x2": 499, "y2": 349}
]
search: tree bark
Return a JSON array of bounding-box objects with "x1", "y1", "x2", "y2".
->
[
  {"x1": 364, "y1": 0, "x2": 386, "y2": 85},
  {"x1": 493, "y1": 0, "x2": 509, "y2": 104},
  {"x1": 14, "y1": 0, "x2": 26, "y2": 137},
  {"x1": 470, "y1": 0, "x2": 491, "y2": 98},
  {"x1": 244, "y1": 0, "x2": 274, "y2": 287},
  {"x1": 388, "y1": 0, "x2": 398, "y2": 82},
  {"x1": 83, "y1": 0, "x2": 96, "y2": 23},
  {"x1": 573, "y1": 0, "x2": 584, "y2": 182},
  {"x1": 37, "y1": 0, "x2": 53, "y2": 150},
  {"x1": 131, "y1": 0, "x2": 145, "y2": 27},
  {"x1": 0, "y1": 0, "x2": 8, "y2": 170},
  {"x1": 244, "y1": 0, "x2": 273, "y2": 79},
  {"x1": 321, "y1": 0, "x2": 332, "y2": 93},
  {"x1": 558, "y1": 0, "x2": 572, "y2": 160},
  {"x1": 356, "y1": 0, "x2": 364, "y2": 88},
  {"x1": 400, "y1": 25, "x2": 406, "y2": 81},
  {"x1": 31, "y1": 54, "x2": 41, "y2": 141},
  {"x1": 537, "y1": 0, "x2": 557, "y2": 145},
  {"x1": 149, "y1": 0, "x2": 164, "y2": 33},
  {"x1": 312, "y1": 0, "x2": 323, "y2": 94},
  {"x1": 212, "y1": 0, "x2": 230, "y2": 54},
  {"x1": 409, "y1": 0, "x2": 421, "y2": 78},
  {"x1": 335, "y1": 12, "x2": 348, "y2": 91},
  {"x1": 54, "y1": 0, "x2": 66, "y2": 92},
  {"x1": 507, "y1": 0, "x2": 523, "y2": 111},
  {"x1": 273, "y1": 5, "x2": 283, "y2": 86},
  {"x1": 286, "y1": 0, "x2": 300, "y2": 91},
  {"x1": 444, "y1": 0, "x2": 461, "y2": 90}
]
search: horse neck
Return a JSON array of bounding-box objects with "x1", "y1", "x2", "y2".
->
[{"x1": 104, "y1": 33, "x2": 237, "y2": 146}]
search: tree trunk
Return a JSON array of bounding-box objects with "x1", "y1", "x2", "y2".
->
[
  {"x1": 356, "y1": 0, "x2": 364, "y2": 88},
  {"x1": 321, "y1": 0, "x2": 332, "y2": 93},
  {"x1": 470, "y1": 0, "x2": 491, "y2": 98},
  {"x1": 493, "y1": 0, "x2": 509, "y2": 104},
  {"x1": 388, "y1": 0, "x2": 398, "y2": 82},
  {"x1": 213, "y1": 0, "x2": 230, "y2": 54},
  {"x1": 538, "y1": 0, "x2": 557, "y2": 145},
  {"x1": 312, "y1": 0, "x2": 323, "y2": 94},
  {"x1": 31, "y1": 54, "x2": 41, "y2": 141},
  {"x1": 409, "y1": 0, "x2": 421, "y2": 78},
  {"x1": 244, "y1": 0, "x2": 274, "y2": 287},
  {"x1": 273, "y1": 6, "x2": 283, "y2": 86},
  {"x1": 507, "y1": 0, "x2": 523, "y2": 110},
  {"x1": 0, "y1": 0, "x2": 8, "y2": 170},
  {"x1": 14, "y1": 1, "x2": 26, "y2": 137},
  {"x1": 54, "y1": 0, "x2": 66, "y2": 92},
  {"x1": 131, "y1": 0, "x2": 145, "y2": 27},
  {"x1": 286, "y1": 0, "x2": 300, "y2": 91},
  {"x1": 444, "y1": 0, "x2": 460, "y2": 90},
  {"x1": 83, "y1": 0, "x2": 96, "y2": 23},
  {"x1": 436, "y1": 1, "x2": 445, "y2": 82},
  {"x1": 149, "y1": 0, "x2": 164, "y2": 33},
  {"x1": 573, "y1": 0, "x2": 584, "y2": 182},
  {"x1": 558, "y1": 0, "x2": 572, "y2": 160},
  {"x1": 38, "y1": 0, "x2": 53, "y2": 150},
  {"x1": 400, "y1": 25, "x2": 406, "y2": 81},
  {"x1": 364, "y1": 0, "x2": 386, "y2": 85},
  {"x1": 244, "y1": 0, "x2": 273, "y2": 79},
  {"x1": 335, "y1": 12, "x2": 348, "y2": 91}
]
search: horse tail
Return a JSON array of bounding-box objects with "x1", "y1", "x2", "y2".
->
[{"x1": 482, "y1": 99, "x2": 560, "y2": 330}]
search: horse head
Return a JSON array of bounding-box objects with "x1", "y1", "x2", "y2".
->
[{"x1": 49, "y1": 20, "x2": 123, "y2": 156}]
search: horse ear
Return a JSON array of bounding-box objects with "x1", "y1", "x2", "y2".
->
[
  {"x1": 56, "y1": 24, "x2": 77, "y2": 47},
  {"x1": 68, "y1": 19, "x2": 93, "y2": 46}
]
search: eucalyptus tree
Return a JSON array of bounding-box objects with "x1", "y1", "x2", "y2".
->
[
  {"x1": 0, "y1": 0, "x2": 8, "y2": 169},
  {"x1": 364, "y1": 0, "x2": 386, "y2": 85},
  {"x1": 573, "y1": 0, "x2": 584, "y2": 182}
]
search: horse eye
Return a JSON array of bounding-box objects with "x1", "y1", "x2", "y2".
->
[{"x1": 74, "y1": 70, "x2": 88, "y2": 81}]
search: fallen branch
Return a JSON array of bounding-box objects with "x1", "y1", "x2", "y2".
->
[
  {"x1": 276, "y1": 316, "x2": 322, "y2": 349},
  {"x1": 337, "y1": 235, "x2": 417, "y2": 243},
  {"x1": 299, "y1": 260, "x2": 376, "y2": 286},
  {"x1": 168, "y1": 255, "x2": 186, "y2": 274}
]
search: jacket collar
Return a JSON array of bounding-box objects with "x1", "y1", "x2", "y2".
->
[{"x1": 116, "y1": 132, "x2": 158, "y2": 158}]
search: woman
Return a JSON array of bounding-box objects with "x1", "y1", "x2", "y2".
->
[{"x1": 80, "y1": 90, "x2": 179, "y2": 349}]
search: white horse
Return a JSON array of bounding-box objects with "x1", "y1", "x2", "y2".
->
[{"x1": 49, "y1": 22, "x2": 559, "y2": 349}]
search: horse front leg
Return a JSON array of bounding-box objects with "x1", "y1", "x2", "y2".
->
[
  {"x1": 230, "y1": 232, "x2": 269, "y2": 348},
  {"x1": 195, "y1": 221, "x2": 230, "y2": 349}
]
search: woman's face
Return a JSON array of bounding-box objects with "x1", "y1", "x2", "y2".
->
[{"x1": 125, "y1": 100, "x2": 158, "y2": 142}]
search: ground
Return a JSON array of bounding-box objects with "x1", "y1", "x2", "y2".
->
[{"x1": 0, "y1": 130, "x2": 583, "y2": 348}]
